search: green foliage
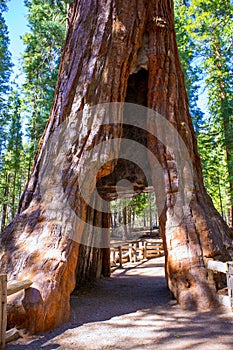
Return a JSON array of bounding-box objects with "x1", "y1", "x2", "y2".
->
[
  {"x1": 0, "y1": 0, "x2": 232, "y2": 229},
  {"x1": 0, "y1": 3, "x2": 13, "y2": 161},
  {"x1": 22, "y1": 0, "x2": 67, "y2": 169},
  {"x1": 197, "y1": 120, "x2": 228, "y2": 216},
  {"x1": 189, "y1": 0, "x2": 233, "y2": 222},
  {"x1": 175, "y1": 0, "x2": 233, "y2": 222},
  {"x1": 0, "y1": 0, "x2": 67, "y2": 230},
  {"x1": 0, "y1": 88, "x2": 25, "y2": 229},
  {"x1": 0, "y1": 4, "x2": 12, "y2": 98},
  {"x1": 111, "y1": 192, "x2": 157, "y2": 232},
  {"x1": 174, "y1": 0, "x2": 204, "y2": 132},
  {"x1": 0, "y1": 0, "x2": 8, "y2": 12}
]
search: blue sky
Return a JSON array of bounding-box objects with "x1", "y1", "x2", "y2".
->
[{"x1": 4, "y1": 0, "x2": 28, "y2": 79}]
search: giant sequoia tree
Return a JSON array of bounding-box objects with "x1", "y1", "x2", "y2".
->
[{"x1": 0, "y1": 0, "x2": 232, "y2": 333}]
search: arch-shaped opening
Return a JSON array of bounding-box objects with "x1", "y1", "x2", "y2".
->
[
  {"x1": 70, "y1": 191, "x2": 169, "y2": 329},
  {"x1": 73, "y1": 69, "x2": 167, "y2": 309}
]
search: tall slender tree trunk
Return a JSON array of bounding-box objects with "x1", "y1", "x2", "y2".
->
[
  {"x1": 214, "y1": 43, "x2": 233, "y2": 228},
  {"x1": 1, "y1": 174, "x2": 9, "y2": 232},
  {"x1": 149, "y1": 193, "x2": 152, "y2": 228},
  {"x1": 0, "y1": 0, "x2": 232, "y2": 334},
  {"x1": 123, "y1": 206, "x2": 128, "y2": 238},
  {"x1": 11, "y1": 169, "x2": 17, "y2": 219}
]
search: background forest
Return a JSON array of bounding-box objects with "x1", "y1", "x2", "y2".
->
[{"x1": 0, "y1": 0, "x2": 232, "y2": 232}]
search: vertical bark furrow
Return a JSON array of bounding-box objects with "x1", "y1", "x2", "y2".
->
[
  {"x1": 0, "y1": 0, "x2": 150, "y2": 333},
  {"x1": 147, "y1": 0, "x2": 232, "y2": 310}
]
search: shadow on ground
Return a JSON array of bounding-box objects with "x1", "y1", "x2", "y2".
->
[{"x1": 6, "y1": 258, "x2": 233, "y2": 350}]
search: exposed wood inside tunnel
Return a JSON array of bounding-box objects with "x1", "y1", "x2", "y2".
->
[
  {"x1": 75, "y1": 68, "x2": 156, "y2": 286},
  {"x1": 97, "y1": 68, "x2": 151, "y2": 201}
]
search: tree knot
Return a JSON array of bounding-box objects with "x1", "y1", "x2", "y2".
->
[
  {"x1": 153, "y1": 16, "x2": 168, "y2": 27},
  {"x1": 148, "y1": 16, "x2": 171, "y2": 31}
]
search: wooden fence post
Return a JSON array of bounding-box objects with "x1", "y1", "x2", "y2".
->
[
  {"x1": 133, "y1": 243, "x2": 137, "y2": 263},
  {"x1": 138, "y1": 241, "x2": 144, "y2": 260},
  {"x1": 128, "y1": 244, "x2": 133, "y2": 262},
  {"x1": 118, "y1": 246, "x2": 122, "y2": 268},
  {"x1": 207, "y1": 260, "x2": 233, "y2": 311},
  {"x1": 0, "y1": 275, "x2": 7, "y2": 350},
  {"x1": 227, "y1": 262, "x2": 233, "y2": 310},
  {"x1": 144, "y1": 241, "x2": 147, "y2": 259}
]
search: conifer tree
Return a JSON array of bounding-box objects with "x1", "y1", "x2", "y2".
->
[
  {"x1": 0, "y1": 0, "x2": 13, "y2": 162},
  {"x1": 22, "y1": 0, "x2": 67, "y2": 175},
  {"x1": 188, "y1": 0, "x2": 233, "y2": 225},
  {"x1": 0, "y1": 88, "x2": 23, "y2": 230},
  {"x1": 174, "y1": 0, "x2": 233, "y2": 223},
  {"x1": 174, "y1": 0, "x2": 204, "y2": 132}
]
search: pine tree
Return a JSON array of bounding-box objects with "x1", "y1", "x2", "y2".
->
[
  {"x1": 174, "y1": 0, "x2": 233, "y2": 223},
  {"x1": 22, "y1": 0, "x2": 67, "y2": 176},
  {"x1": 0, "y1": 88, "x2": 23, "y2": 230},
  {"x1": 0, "y1": 0, "x2": 68, "y2": 228},
  {"x1": 110, "y1": 192, "x2": 157, "y2": 236},
  {"x1": 187, "y1": 0, "x2": 233, "y2": 225},
  {"x1": 0, "y1": 0, "x2": 14, "y2": 230},
  {"x1": 174, "y1": 0, "x2": 204, "y2": 132},
  {"x1": 0, "y1": 0, "x2": 13, "y2": 163},
  {"x1": 197, "y1": 120, "x2": 228, "y2": 217}
]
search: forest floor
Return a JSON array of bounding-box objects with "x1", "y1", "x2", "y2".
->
[{"x1": 6, "y1": 257, "x2": 233, "y2": 350}]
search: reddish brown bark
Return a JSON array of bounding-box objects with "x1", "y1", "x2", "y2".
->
[
  {"x1": 0, "y1": 0, "x2": 232, "y2": 334},
  {"x1": 0, "y1": 0, "x2": 149, "y2": 333},
  {"x1": 146, "y1": 0, "x2": 232, "y2": 308}
]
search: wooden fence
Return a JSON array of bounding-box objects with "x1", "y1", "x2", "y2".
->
[
  {"x1": 207, "y1": 260, "x2": 233, "y2": 311},
  {"x1": 110, "y1": 238, "x2": 164, "y2": 269},
  {"x1": 0, "y1": 276, "x2": 32, "y2": 350}
]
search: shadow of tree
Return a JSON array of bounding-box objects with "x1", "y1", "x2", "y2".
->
[{"x1": 6, "y1": 258, "x2": 233, "y2": 350}]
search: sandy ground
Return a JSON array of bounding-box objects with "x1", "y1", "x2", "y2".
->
[{"x1": 6, "y1": 257, "x2": 233, "y2": 350}]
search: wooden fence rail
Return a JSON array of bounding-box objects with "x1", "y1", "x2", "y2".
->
[
  {"x1": 0, "y1": 275, "x2": 7, "y2": 350},
  {"x1": 110, "y1": 238, "x2": 164, "y2": 269},
  {"x1": 0, "y1": 275, "x2": 33, "y2": 350},
  {"x1": 207, "y1": 260, "x2": 233, "y2": 311}
]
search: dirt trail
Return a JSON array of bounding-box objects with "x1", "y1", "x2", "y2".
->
[{"x1": 7, "y1": 257, "x2": 233, "y2": 349}]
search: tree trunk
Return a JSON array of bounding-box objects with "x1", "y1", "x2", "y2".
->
[
  {"x1": 214, "y1": 42, "x2": 233, "y2": 228},
  {"x1": 1, "y1": 174, "x2": 9, "y2": 232},
  {"x1": 0, "y1": 0, "x2": 232, "y2": 334},
  {"x1": 123, "y1": 206, "x2": 128, "y2": 239},
  {"x1": 146, "y1": 0, "x2": 232, "y2": 309}
]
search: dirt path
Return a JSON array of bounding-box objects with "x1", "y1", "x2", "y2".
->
[{"x1": 7, "y1": 257, "x2": 233, "y2": 349}]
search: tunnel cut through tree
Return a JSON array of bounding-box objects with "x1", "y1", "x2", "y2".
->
[{"x1": 0, "y1": 0, "x2": 233, "y2": 333}]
